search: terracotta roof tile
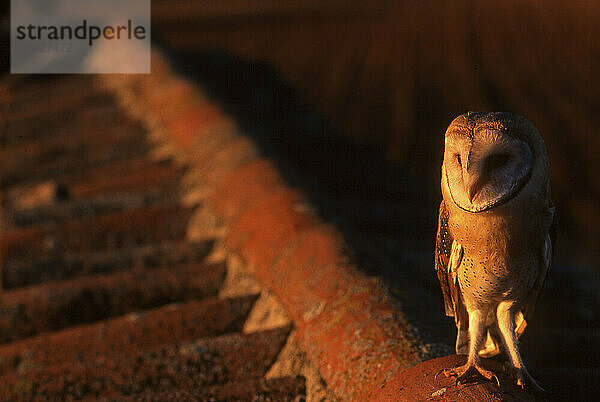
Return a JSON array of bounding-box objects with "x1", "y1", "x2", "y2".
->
[{"x1": 0, "y1": 73, "x2": 305, "y2": 400}]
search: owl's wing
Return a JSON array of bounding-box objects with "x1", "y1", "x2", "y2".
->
[
  {"x1": 435, "y1": 201, "x2": 454, "y2": 316},
  {"x1": 435, "y1": 201, "x2": 464, "y2": 320},
  {"x1": 516, "y1": 205, "x2": 556, "y2": 337}
]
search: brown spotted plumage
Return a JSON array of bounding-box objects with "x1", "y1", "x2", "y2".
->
[{"x1": 435, "y1": 112, "x2": 555, "y2": 391}]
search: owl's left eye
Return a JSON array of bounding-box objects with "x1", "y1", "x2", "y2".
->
[
  {"x1": 456, "y1": 154, "x2": 462, "y2": 166},
  {"x1": 485, "y1": 152, "x2": 510, "y2": 171}
]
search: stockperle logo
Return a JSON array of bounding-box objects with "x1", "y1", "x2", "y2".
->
[{"x1": 11, "y1": 0, "x2": 150, "y2": 74}]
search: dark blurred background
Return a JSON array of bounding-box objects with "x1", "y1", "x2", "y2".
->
[
  {"x1": 147, "y1": 0, "x2": 598, "y2": 269},
  {"x1": 1, "y1": 0, "x2": 597, "y2": 267}
]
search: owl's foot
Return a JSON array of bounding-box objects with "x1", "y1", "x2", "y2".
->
[
  {"x1": 437, "y1": 363, "x2": 500, "y2": 387},
  {"x1": 503, "y1": 364, "x2": 546, "y2": 393}
]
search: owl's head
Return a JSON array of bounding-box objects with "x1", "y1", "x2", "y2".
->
[{"x1": 443, "y1": 112, "x2": 541, "y2": 213}]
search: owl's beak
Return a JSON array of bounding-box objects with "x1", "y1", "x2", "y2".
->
[{"x1": 466, "y1": 175, "x2": 484, "y2": 203}]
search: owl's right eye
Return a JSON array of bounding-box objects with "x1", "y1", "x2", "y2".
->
[{"x1": 456, "y1": 154, "x2": 462, "y2": 166}]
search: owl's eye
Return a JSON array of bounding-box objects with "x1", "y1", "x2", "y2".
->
[
  {"x1": 485, "y1": 152, "x2": 510, "y2": 171},
  {"x1": 456, "y1": 154, "x2": 462, "y2": 166}
]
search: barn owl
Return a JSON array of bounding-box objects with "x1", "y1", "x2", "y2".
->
[{"x1": 435, "y1": 112, "x2": 555, "y2": 390}]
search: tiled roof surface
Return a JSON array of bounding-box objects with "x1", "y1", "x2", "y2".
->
[{"x1": 0, "y1": 75, "x2": 305, "y2": 401}]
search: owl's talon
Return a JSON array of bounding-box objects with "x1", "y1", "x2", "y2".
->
[
  {"x1": 508, "y1": 367, "x2": 546, "y2": 393},
  {"x1": 440, "y1": 363, "x2": 500, "y2": 388},
  {"x1": 435, "y1": 367, "x2": 463, "y2": 380}
]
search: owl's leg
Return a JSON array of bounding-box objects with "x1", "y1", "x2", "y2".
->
[
  {"x1": 441, "y1": 309, "x2": 499, "y2": 386},
  {"x1": 455, "y1": 313, "x2": 469, "y2": 354},
  {"x1": 496, "y1": 302, "x2": 545, "y2": 392}
]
